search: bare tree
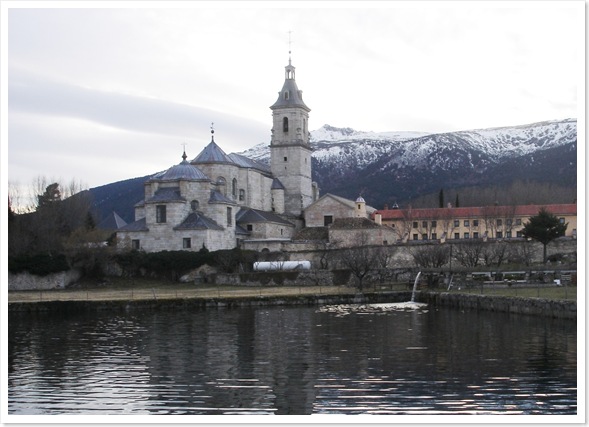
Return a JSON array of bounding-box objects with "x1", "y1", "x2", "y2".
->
[
  {"x1": 454, "y1": 241, "x2": 486, "y2": 268},
  {"x1": 410, "y1": 244, "x2": 451, "y2": 268},
  {"x1": 316, "y1": 238, "x2": 341, "y2": 270},
  {"x1": 337, "y1": 232, "x2": 378, "y2": 291},
  {"x1": 482, "y1": 242, "x2": 509, "y2": 267},
  {"x1": 508, "y1": 241, "x2": 535, "y2": 266}
]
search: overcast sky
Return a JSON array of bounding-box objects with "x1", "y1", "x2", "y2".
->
[{"x1": 3, "y1": 1, "x2": 583, "y2": 197}]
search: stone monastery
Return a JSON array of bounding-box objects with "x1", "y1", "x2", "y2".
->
[{"x1": 117, "y1": 58, "x2": 370, "y2": 252}]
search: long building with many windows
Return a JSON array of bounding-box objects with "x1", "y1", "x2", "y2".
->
[{"x1": 372, "y1": 203, "x2": 577, "y2": 243}]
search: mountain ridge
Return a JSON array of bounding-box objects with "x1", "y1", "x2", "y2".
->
[{"x1": 89, "y1": 118, "x2": 577, "y2": 224}]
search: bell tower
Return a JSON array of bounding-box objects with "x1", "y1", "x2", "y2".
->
[{"x1": 270, "y1": 56, "x2": 313, "y2": 217}]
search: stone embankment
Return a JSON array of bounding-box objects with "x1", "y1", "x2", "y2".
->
[
  {"x1": 419, "y1": 292, "x2": 576, "y2": 319},
  {"x1": 8, "y1": 290, "x2": 576, "y2": 319}
]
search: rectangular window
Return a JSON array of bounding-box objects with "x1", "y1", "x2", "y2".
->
[
  {"x1": 517, "y1": 231, "x2": 523, "y2": 238},
  {"x1": 413, "y1": 221, "x2": 418, "y2": 229},
  {"x1": 497, "y1": 219, "x2": 503, "y2": 227},
  {"x1": 156, "y1": 205, "x2": 167, "y2": 223},
  {"x1": 454, "y1": 233, "x2": 460, "y2": 240},
  {"x1": 284, "y1": 156, "x2": 288, "y2": 162},
  {"x1": 324, "y1": 215, "x2": 333, "y2": 226},
  {"x1": 454, "y1": 220, "x2": 460, "y2": 227},
  {"x1": 506, "y1": 231, "x2": 512, "y2": 238},
  {"x1": 464, "y1": 220, "x2": 470, "y2": 227},
  {"x1": 431, "y1": 233, "x2": 437, "y2": 240},
  {"x1": 227, "y1": 207, "x2": 232, "y2": 227},
  {"x1": 506, "y1": 219, "x2": 513, "y2": 226},
  {"x1": 247, "y1": 224, "x2": 253, "y2": 231},
  {"x1": 464, "y1": 232, "x2": 470, "y2": 239},
  {"x1": 497, "y1": 231, "x2": 503, "y2": 238},
  {"x1": 183, "y1": 238, "x2": 191, "y2": 249},
  {"x1": 431, "y1": 221, "x2": 437, "y2": 228},
  {"x1": 473, "y1": 220, "x2": 479, "y2": 227},
  {"x1": 413, "y1": 234, "x2": 418, "y2": 241},
  {"x1": 422, "y1": 221, "x2": 428, "y2": 228},
  {"x1": 516, "y1": 218, "x2": 522, "y2": 226},
  {"x1": 473, "y1": 232, "x2": 479, "y2": 239},
  {"x1": 559, "y1": 217, "x2": 565, "y2": 224},
  {"x1": 132, "y1": 239, "x2": 140, "y2": 250}
]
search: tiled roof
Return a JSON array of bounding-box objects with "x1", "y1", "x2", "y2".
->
[
  {"x1": 117, "y1": 217, "x2": 148, "y2": 232},
  {"x1": 293, "y1": 226, "x2": 329, "y2": 241},
  {"x1": 331, "y1": 217, "x2": 381, "y2": 229},
  {"x1": 306, "y1": 193, "x2": 377, "y2": 213},
  {"x1": 374, "y1": 204, "x2": 577, "y2": 220},
  {"x1": 157, "y1": 160, "x2": 209, "y2": 181},
  {"x1": 208, "y1": 190, "x2": 236, "y2": 205},
  {"x1": 235, "y1": 224, "x2": 250, "y2": 235},
  {"x1": 191, "y1": 140, "x2": 235, "y2": 165},
  {"x1": 146, "y1": 187, "x2": 185, "y2": 203},
  {"x1": 236, "y1": 207, "x2": 294, "y2": 226},
  {"x1": 174, "y1": 212, "x2": 224, "y2": 231},
  {"x1": 270, "y1": 64, "x2": 311, "y2": 112},
  {"x1": 227, "y1": 153, "x2": 272, "y2": 174},
  {"x1": 271, "y1": 178, "x2": 285, "y2": 190},
  {"x1": 97, "y1": 211, "x2": 127, "y2": 230}
]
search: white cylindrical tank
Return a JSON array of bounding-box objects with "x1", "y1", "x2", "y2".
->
[{"x1": 253, "y1": 261, "x2": 311, "y2": 271}]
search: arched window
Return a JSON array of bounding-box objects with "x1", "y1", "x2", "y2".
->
[
  {"x1": 283, "y1": 117, "x2": 289, "y2": 132},
  {"x1": 239, "y1": 189, "x2": 245, "y2": 201},
  {"x1": 191, "y1": 200, "x2": 199, "y2": 211},
  {"x1": 232, "y1": 178, "x2": 237, "y2": 199},
  {"x1": 284, "y1": 91, "x2": 289, "y2": 100},
  {"x1": 217, "y1": 177, "x2": 226, "y2": 196}
]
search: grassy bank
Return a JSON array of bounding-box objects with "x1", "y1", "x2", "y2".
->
[
  {"x1": 7, "y1": 277, "x2": 576, "y2": 304},
  {"x1": 7, "y1": 277, "x2": 356, "y2": 303}
]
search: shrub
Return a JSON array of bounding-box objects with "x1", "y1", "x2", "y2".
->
[{"x1": 8, "y1": 253, "x2": 70, "y2": 276}]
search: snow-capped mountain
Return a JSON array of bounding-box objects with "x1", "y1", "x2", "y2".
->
[
  {"x1": 239, "y1": 118, "x2": 577, "y2": 208},
  {"x1": 89, "y1": 118, "x2": 576, "y2": 223}
]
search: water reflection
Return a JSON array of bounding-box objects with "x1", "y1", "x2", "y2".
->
[{"x1": 8, "y1": 304, "x2": 576, "y2": 415}]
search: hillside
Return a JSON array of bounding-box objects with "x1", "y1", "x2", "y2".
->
[{"x1": 89, "y1": 119, "x2": 577, "y2": 223}]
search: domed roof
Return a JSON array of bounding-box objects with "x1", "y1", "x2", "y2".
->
[
  {"x1": 157, "y1": 153, "x2": 210, "y2": 181},
  {"x1": 191, "y1": 130, "x2": 235, "y2": 165},
  {"x1": 356, "y1": 196, "x2": 366, "y2": 203}
]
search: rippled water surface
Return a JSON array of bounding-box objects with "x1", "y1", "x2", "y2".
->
[{"x1": 8, "y1": 304, "x2": 576, "y2": 415}]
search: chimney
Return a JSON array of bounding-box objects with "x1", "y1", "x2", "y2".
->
[
  {"x1": 383, "y1": 204, "x2": 389, "y2": 210},
  {"x1": 375, "y1": 213, "x2": 382, "y2": 225}
]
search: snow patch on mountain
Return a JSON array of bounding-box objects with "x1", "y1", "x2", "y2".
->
[{"x1": 237, "y1": 119, "x2": 577, "y2": 173}]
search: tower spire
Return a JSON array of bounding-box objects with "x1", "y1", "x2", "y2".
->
[
  {"x1": 181, "y1": 142, "x2": 187, "y2": 161},
  {"x1": 288, "y1": 30, "x2": 293, "y2": 65}
]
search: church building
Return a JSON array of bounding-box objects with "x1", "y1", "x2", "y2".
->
[{"x1": 117, "y1": 58, "x2": 322, "y2": 252}]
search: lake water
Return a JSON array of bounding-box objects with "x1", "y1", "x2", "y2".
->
[{"x1": 8, "y1": 303, "x2": 577, "y2": 417}]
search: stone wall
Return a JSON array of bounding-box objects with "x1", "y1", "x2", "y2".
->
[
  {"x1": 9, "y1": 269, "x2": 82, "y2": 291},
  {"x1": 419, "y1": 292, "x2": 576, "y2": 319}
]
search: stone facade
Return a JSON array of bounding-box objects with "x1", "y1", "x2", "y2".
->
[
  {"x1": 117, "y1": 59, "x2": 319, "y2": 253},
  {"x1": 375, "y1": 204, "x2": 578, "y2": 243},
  {"x1": 304, "y1": 194, "x2": 376, "y2": 228}
]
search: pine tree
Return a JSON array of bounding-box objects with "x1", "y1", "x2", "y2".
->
[
  {"x1": 439, "y1": 189, "x2": 444, "y2": 208},
  {"x1": 521, "y1": 208, "x2": 567, "y2": 264}
]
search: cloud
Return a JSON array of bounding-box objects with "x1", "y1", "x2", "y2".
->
[{"x1": 9, "y1": 67, "x2": 268, "y2": 146}]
